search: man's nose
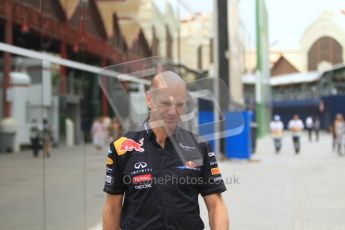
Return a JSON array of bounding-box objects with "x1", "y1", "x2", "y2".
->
[{"x1": 167, "y1": 104, "x2": 178, "y2": 116}]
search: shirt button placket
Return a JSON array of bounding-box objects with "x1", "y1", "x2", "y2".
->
[{"x1": 159, "y1": 148, "x2": 169, "y2": 228}]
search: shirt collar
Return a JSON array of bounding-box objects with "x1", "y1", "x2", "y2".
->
[
  {"x1": 144, "y1": 121, "x2": 153, "y2": 136},
  {"x1": 144, "y1": 120, "x2": 182, "y2": 141}
]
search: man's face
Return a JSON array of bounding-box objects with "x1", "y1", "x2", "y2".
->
[{"x1": 148, "y1": 84, "x2": 186, "y2": 131}]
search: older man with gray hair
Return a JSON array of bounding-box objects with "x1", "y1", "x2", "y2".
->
[{"x1": 103, "y1": 71, "x2": 229, "y2": 230}]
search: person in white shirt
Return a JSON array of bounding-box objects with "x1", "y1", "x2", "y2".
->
[
  {"x1": 305, "y1": 116, "x2": 313, "y2": 141},
  {"x1": 334, "y1": 113, "x2": 345, "y2": 156},
  {"x1": 270, "y1": 115, "x2": 284, "y2": 154},
  {"x1": 288, "y1": 114, "x2": 304, "y2": 154},
  {"x1": 91, "y1": 116, "x2": 107, "y2": 153}
]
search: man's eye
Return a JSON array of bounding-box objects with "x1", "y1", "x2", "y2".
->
[{"x1": 161, "y1": 102, "x2": 171, "y2": 106}]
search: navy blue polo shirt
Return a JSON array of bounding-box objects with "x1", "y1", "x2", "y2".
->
[{"x1": 103, "y1": 122, "x2": 227, "y2": 230}]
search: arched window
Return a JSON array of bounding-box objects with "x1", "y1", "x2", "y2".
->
[{"x1": 308, "y1": 36, "x2": 343, "y2": 71}]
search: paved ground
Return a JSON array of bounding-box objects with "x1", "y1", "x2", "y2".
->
[
  {"x1": 1, "y1": 131, "x2": 345, "y2": 230},
  {"x1": 0, "y1": 144, "x2": 106, "y2": 230},
  {"x1": 210, "y1": 131, "x2": 345, "y2": 230}
]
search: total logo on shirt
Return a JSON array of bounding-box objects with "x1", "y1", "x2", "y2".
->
[
  {"x1": 132, "y1": 174, "x2": 153, "y2": 190},
  {"x1": 133, "y1": 174, "x2": 152, "y2": 184}
]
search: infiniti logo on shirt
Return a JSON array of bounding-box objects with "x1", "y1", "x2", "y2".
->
[{"x1": 134, "y1": 162, "x2": 147, "y2": 169}]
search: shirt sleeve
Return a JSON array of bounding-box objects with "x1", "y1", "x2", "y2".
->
[
  {"x1": 300, "y1": 121, "x2": 305, "y2": 129},
  {"x1": 198, "y1": 142, "x2": 227, "y2": 196},
  {"x1": 103, "y1": 142, "x2": 125, "y2": 195}
]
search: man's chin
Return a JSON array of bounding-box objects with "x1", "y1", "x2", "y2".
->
[{"x1": 163, "y1": 120, "x2": 178, "y2": 130}]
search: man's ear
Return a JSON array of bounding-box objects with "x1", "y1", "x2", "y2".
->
[{"x1": 145, "y1": 91, "x2": 152, "y2": 109}]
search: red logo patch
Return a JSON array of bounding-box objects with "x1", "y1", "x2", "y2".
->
[
  {"x1": 211, "y1": 167, "x2": 220, "y2": 175},
  {"x1": 133, "y1": 174, "x2": 152, "y2": 184},
  {"x1": 120, "y1": 138, "x2": 144, "y2": 152}
]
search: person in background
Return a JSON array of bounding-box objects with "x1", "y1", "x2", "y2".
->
[
  {"x1": 288, "y1": 114, "x2": 304, "y2": 154},
  {"x1": 42, "y1": 119, "x2": 53, "y2": 158},
  {"x1": 270, "y1": 115, "x2": 284, "y2": 154},
  {"x1": 103, "y1": 117, "x2": 112, "y2": 135},
  {"x1": 29, "y1": 119, "x2": 41, "y2": 157},
  {"x1": 108, "y1": 117, "x2": 122, "y2": 141},
  {"x1": 334, "y1": 113, "x2": 345, "y2": 156},
  {"x1": 313, "y1": 116, "x2": 321, "y2": 142},
  {"x1": 330, "y1": 121, "x2": 337, "y2": 151},
  {"x1": 91, "y1": 116, "x2": 107, "y2": 153},
  {"x1": 305, "y1": 115, "x2": 313, "y2": 141}
]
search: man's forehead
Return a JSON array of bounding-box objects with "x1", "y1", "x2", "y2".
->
[
  {"x1": 150, "y1": 83, "x2": 186, "y2": 95},
  {"x1": 152, "y1": 88, "x2": 186, "y2": 100},
  {"x1": 151, "y1": 71, "x2": 184, "y2": 88},
  {"x1": 156, "y1": 94, "x2": 186, "y2": 102}
]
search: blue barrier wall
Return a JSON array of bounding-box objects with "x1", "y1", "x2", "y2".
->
[
  {"x1": 224, "y1": 111, "x2": 252, "y2": 159},
  {"x1": 322, "y1": 95, "x2": 345, "y2": 129},
  {"x1": 198, "y1": 111, "x2": 215, "y2": 150}
]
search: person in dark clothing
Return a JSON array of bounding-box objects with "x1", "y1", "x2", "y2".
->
[
  {"x1": 29, "y1": 119, "x2": 40, "y2": 157},
  {"x1": 102, "y1": 71, "x2": 229, "y2": 230},
  {"x1": 305, "y1": 116, "x2": 313, "y2": 142},
  {"x1": 288, "y1": 115, "x2": 304, "y2": 154},
  {"x1": 42, "y1": 119, "x2": 53, "y2": 158},
  {"x1": 313, "y1": 116, "x2": 320, "y2": 142}
]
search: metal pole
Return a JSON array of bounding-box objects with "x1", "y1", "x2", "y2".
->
[
  {"x1": 255, "y1": 0, "x2": 263, "y2": 137},
  {"x1": 3, "y1": 2, "x2": 13, "y2": 118},
  {"x1": 0, "y1": 42, "x2": 150, "y2": 85},
  {"x1": 213, "y1": 0, "x2": 220, "y2": 160},
  {"x1": 101, "y1": 58, "x2": 108, "y2": 117},
  {"x1": 59, "y1": 42, "x2": 67, "y2": 95}
]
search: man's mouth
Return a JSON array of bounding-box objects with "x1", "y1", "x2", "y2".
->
[{"x1": 165, "y1": 118, "x2": 177, "y2": 123}]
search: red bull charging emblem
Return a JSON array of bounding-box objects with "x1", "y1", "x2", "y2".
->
[{"x1": 114, "y1": 137, "x2": 145, "y2": 155}]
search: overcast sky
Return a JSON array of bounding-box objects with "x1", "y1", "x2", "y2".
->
[
  {"x1": 265, "y1": 0, "x2": 345, "y2": 49},
  {"x1": 155, "y1": 0, "x2": 345, "y2": 49}
]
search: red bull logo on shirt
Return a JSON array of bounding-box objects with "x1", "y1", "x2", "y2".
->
[{"x1": 114, "y1": 137, "x2": 145, "y2": 155}]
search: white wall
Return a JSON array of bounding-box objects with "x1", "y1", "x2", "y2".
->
[{"x1": 9, "y1": 86, "x2": 30, "y2": 144}]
